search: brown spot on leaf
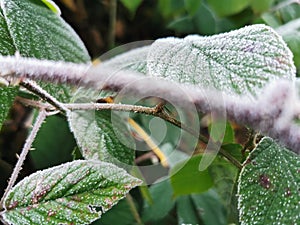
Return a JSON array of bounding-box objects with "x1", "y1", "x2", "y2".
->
[
  {"x1": 31, "y1": 185, "x2": 51, "y2": 204},
  {"x1": 47, "y1": 209, "x2": 56, "y2": 217},
  {"x1": 7, "y1": 200, "x2": 19, "y2": 210},
  {"x1": 71, "y1": 195, "x2": 82, "y2": 202},
  {"x1": 259, "y1": 174, "x2": 271, "y2": 189}
]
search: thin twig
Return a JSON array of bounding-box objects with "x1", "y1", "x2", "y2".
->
[
  {"x1": 16, "y1": 97, "x2": 243, "y2": 168},
  {"x1": 16, "y1": 96, "x2": 55, "y2": 110},
  {"x1": 108, "y1": 0, "x2": 117, "y2": 49},
  {"x1": 126, "y1": 194, "x2": 144, "y2": 225},
  {"x1": 0, "y1": 110, "x2": 47, "y2": 209},
  {"x1": 66, "y1": 102, "x2": 242, "y2": 168},
  {"x1": 0, "y1": 213, "x2": 9, "y2": 225},
  {"x1": 20, "y1": 79, "x2": 69, "y2": 113},
  {"x1": 135, "y1": 151, "x2": 156, "y2": 164},
  {"x1": 219, "y1": 148, "x2": 243, "y2": 169},
  {"x1": 65, "y1": 102, "x2": 157, "y2": 114}
]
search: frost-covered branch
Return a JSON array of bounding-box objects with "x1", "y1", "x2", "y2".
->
[
  {"x1": 0, "y1": 109, "x2": 47, "y2": 209},
  {"x1": 0, "y1": 56, "x2": 300, "y2": 154}
]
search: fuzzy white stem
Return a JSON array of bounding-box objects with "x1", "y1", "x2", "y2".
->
[{"x1": 0, "y1": 56, "x2": 300, "y2": 154}]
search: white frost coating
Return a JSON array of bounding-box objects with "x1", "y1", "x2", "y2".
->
[
  {"x1": 0, "y1": 55, "x2": 300, "y2": 153},
  {"x1": 0, "y1": 55, "x2": 90, "y2": 82},
  {"x1": 147, "y1": 24, "x2": 296, "y2": 97},
  {"x1": 237, "y1": 137, "x2": 299, "y2": 225},
  {"x1": 99, "y1": 45, "x2": 151, "y2": 74},
  {"x1": 2, "y1": 159, "x2": 142, "y2": 224}
]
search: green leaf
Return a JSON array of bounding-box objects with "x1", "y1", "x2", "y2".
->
[
  {"x1": 148, "y1": 24, "x2": 295, "y2": 96},
  {"x1": 184, "y1": 0, "x2": 201, "y2": 16},
  {"x1": 192, "y1": 1, "x2": 217, "y2": 35},
  {"x1": 0, "y1": 86, "x2": 18, "y2": 129},
  {"x1": 2, "y1": 160, "x2": 142, "y2": 225},
  {"x1": 0, "y1": 0, "x2": 90, "y2": 102},
  {"x1": 142, "y1": 178, "x2": 175, "y2": 222},
  {"x1": 221, "y1": 143, "x2": 244, "y2": 162},
  {"x1": 170, "y1": 155, "x2": 213, "y2": 196},
  {"x1": 278, "y1": 19, "x2": 300, "y2": 72},
  {"x1": 100, "y1": 25, "x2": 295, "y2": 97},
  {"x1": 207, "y1": 0, "x2": 250, "y2": 17},
  {"x1": 176, "y1": 195, "x2": 200, "y2": 224},
  {"x1": 209, "y1": 156, "x2": 238, "y2": 206},
  {"x1": 120, "y1": 0, "x2": 143, "y2": 16},
  {"x1": 176, "y1": 192, "x2": 229, "y2": 224},
  {"x1": 261, "y1": 12, "x2": 281, "y2": 27},
  {"x1": 99, "y1": 45, "x2": 150, "y2": 75},
  {"x1": 238, "y1": 137, "x2": 300, "y2": 225},
  {"x1": 191, "y1": 190, "x2": 227, "y2": 225},
  {"x1": 160, "y1": 143, "x2": 189, "y2": 168},
  {"x1": 278, "y1": 2, "x2": 300, "y2": 23},
  {"x1": 1, "y1": 0, "x2": 89, "y2": 62},
  {"x1": 68, "y1": 110, "x2": 135, "y2": 165},
  {"x1": 284, "y1": 31, "x2": 300, "y2": 71},
  {"x1": 209, "y1": 121, "x2": 234, "y2": 144},
  {"x1": 67, "y1": 89, "x2": 135, "y2": 165},
  {"x1": 209, "y1": 156, "x2": 239, "y2": 223},
  {"x1": 91, "y1": 199, "x2": 135, "y2": 225},
  {"x1": 167, "y1": 16, "x2": 195, "y2": 34},
  {"x1": 30, "y1": 114, "x2": 77, "y2": 169},
  {"x1": 250, "y1": 0, "x2": 274, "y2": 14},
  {"x1": 158, "y1": 0, "x2": 185, "y2": 18}
]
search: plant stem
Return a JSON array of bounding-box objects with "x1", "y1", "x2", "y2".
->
[
  {"x1": 20, "y1": 79, "x2": 69, "y2": 113},
  {"x1": 126, "y1": 194, "x2": 144, "y2": 225},
  {"x1": 65, "y1": 102, "x2": 157, "y2": 114},
  {"x1": 219, "y1": 148, "x2": 242, "y2": 169},
  {"x1": 65, "y1": 102, "x2": 242, "y2": 168},
  {"x1": 16, "y1": 96, "x2": 243, "y2": 169},
  {"x1": 108, "y1": 0, "x2": 117, "y2": 49},
  {"x1": 16, "y1": 96, "x2": 54, "y2": 110},
  {"x1": 0, "y1": 110, "x2": 47, "y2": 209},
  {"x1": 0, "y1": 56, "x2": 298, "y2": 154}
]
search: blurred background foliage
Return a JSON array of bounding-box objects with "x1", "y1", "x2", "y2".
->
[{"x1": 0, "y1": 0, "x2": 299, "y2": 225}]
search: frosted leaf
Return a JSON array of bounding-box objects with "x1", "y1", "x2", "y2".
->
[
  {"x1": 237, "y1": 137, "x2": 300, "y2": 225},
  {"x1": 99, "y1": 46, "x2": 150, "y2": 74},
  {"x1": 0, "y1": 0, "x2": 89, "y2": 62},
  {"x1": 0, "y1": 86, "x2": 17, "y2": 129},
  {"x1": 98, "y1": 25, "x2": 295, "y2": 97},
  {"x1": 67, "y1": 89, "x2": 135, "y2": 166},
  {"x1": 0, "y1": 0, "x2": 90, "y2": 101},
  {"x1": 2, "y1": 160, "x2": 142, "y2": 225},
  {"x1": 147, "y1": 24, "x2": 296, "y2": 97}
]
